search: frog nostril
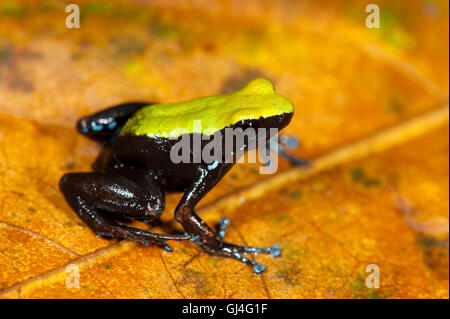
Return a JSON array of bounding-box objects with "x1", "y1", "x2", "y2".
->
[{"x1": 77, "y1": 118, "x2": 90, "y2": 133}]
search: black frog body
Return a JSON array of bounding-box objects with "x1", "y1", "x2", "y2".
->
[{"x1": 59, "y1": 78, "x2": 298, "y2": 274}]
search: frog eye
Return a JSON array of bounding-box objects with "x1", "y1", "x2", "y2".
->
[{"x1": 239, "y1": 119, "x2": 260, "y2": 131}]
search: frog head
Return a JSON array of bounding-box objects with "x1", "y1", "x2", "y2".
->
[{"x1": 229, "y1": 77, "x2": 294, "y2": 133}]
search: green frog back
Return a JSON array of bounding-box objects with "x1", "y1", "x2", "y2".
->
[{"x1": 120, "y1": 78, "x2": 294, "y2": 139}]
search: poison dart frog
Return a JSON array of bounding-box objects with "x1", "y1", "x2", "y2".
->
[{"x1": 59, "y1": 78, "x2": 306, "y2": 274}]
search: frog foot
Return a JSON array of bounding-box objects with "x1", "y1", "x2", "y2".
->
[
  {"x1": 190, "y1": 217, "x2": 282, "y2": 274},
  {"x1": 204, "y1": 241, "x2": 281, "y2": 274},
  {"x1": 271, "y1": 134, "x2": 309, "y2": 167},
  {"x1": 217, "y1": 217, "x2": 231, "y2": 240}
]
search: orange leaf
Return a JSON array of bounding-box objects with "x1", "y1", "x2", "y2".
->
[{"x1": 0, "y1": 0, "x2": 448, "y2": 299}]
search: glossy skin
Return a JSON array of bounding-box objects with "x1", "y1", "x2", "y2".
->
[{"x1": 60, "y1": 89, "x2": 301, "y2": 273}]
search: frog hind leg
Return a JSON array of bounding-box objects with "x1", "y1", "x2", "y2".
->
[
  {"x1": 59, "y1": 169, "x2": 190, "y2": 251},
  {"x1": 174, "y1": 164, "x2": 281, "y2": 274},
  {"x1": 77, "y1": 102, "x2": 153, "y2": 142}
]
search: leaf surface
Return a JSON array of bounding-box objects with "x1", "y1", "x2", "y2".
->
[{"x1": 0, "y1": 0, "x2": 448, "y2": 298}]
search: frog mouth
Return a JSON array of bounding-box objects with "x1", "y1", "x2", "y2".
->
[{"x1": 239, "y1": 112, "x2": 293, "y2": 134}]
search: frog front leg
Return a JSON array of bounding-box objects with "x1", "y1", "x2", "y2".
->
[
  {"x1": 269, "y1": 134, "x2": 309, "y2": 167},
  {"x1": 174, "y1": 164, "x2": 280, "y2": 274},
  {"x1": 59, "y1": 169, "x2": 190, "y2": 251}
]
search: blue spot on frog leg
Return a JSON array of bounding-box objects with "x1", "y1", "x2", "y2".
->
[
  {"x1": 107, "y1": 121, "x2": 117, "y2": 130},
  {"x1": 91, "y1": 123, "x2": 104, "y2": 131},
  {"x1": 253, "y1": 263, "x2": 266, "y2": 274},
  {"x1": 217, "y1": 217, "x2": 231, "y2": 239},
  {"x1": 207, "y1": 160, "x2": 219, "y2": 170},
  {"x1": 242, "y1": 244, "x2": 282, "y2": 257},
  {"x1": 269, "y1": 244, "x2": 281, "y2": 257},
  {"x1": 160, "y1": 241, "x2": 173, "y2": 252}
]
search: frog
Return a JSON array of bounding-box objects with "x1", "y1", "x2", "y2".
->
[{"x1": 59, "y1": 78, "x2": 306, "y2": 274}]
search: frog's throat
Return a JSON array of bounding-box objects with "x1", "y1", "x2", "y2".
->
[{"x1": 120, "y1": 78, "x2": 294, "y2": 139}]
